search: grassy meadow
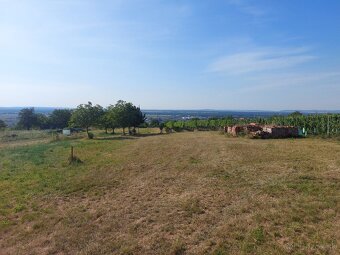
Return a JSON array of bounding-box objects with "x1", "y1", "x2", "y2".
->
[{"x1": 0, "y1": 130, "x2": 339, "y2": 254}]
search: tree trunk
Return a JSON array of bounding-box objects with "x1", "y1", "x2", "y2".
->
[
  {"x1": 105, "y1": 127, "x2": 108, "y2": 134},
  {"x1": 123, "y1": 127, "x2": 125, "y2": 135},
  {"x1": 86, "y1": 127, "x2": 89, "y2": 138},
  {"x1": 112, "y1": 127, "x2": 115, "y2": 134}
]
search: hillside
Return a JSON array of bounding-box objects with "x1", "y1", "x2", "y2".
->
[{"x1": 0, "y1": 131, "x2": 339, "y2": 254}]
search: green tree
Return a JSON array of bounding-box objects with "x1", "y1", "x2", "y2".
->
[
  {"x1": 149, "y1": 118, "x2": 165, "y2": 133},
  {"x1": 112, "y1": 100, "x2": 145, "y2": 134},
  {"x1": 17, "y1": 108, "x2": 38, "y2": 130},
  {"x1": 49, "y1": 109, "x2": 72, "y2": 129},
  {"x1": 0, "y1": 119, "x2": 7, "y2": 130},
  {"x1": 36, "y1": 113, "x2": 50, "y2": 129},
  {"x1": 131, "y1": 105, "x2": 146, "y2": 130},
  {"x1": 113, "y1": 100, "x2": 128, "y2": 134},
  {"x1": 70, "y1": 102, "x2": 104, "y2": 138},
  {"x1": 100, "y1": 108, "x2": 118, "y2": 134},
  {"x1": 159, "y1": 122, "x2": 165, "y2": 133},
  {"x1": 106, "y1": 104, "x2": 120, "y2": 134},
  {"x1": 289, "y1": 111, "x2": 303, "y2": 117}
]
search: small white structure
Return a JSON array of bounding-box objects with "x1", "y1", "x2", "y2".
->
[{"x1": 62, "y1": 129, "x2": 71, "y2": 136}]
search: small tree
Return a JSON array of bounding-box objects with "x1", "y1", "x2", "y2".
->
[
  {"x1": 0, "y1": 119, "x2": 7, "y2": 130},
  {"x1": 70, "y1": 102, "x2": 104, "y2": 138},
  {"x1": 17, "y1": 108, "x2": 38, "y2": 130},
  {"x1": 159, "y1": 122, "x2": 165, "y2": 133},
  {"x1": 149, "y1": 119, "x2": 164, "y2": 133}
]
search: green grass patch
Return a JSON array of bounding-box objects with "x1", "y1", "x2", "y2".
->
[{"x1": 0, "y1": 138, "x2": 126, "y2": 222}]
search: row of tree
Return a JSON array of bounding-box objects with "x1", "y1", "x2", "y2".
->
[
  {"x1": 71, "y1": 100, "x2": 145, "y2": 137},
  {"x1": 10, "y1": 100, "x2": 145, "y2": 138}
]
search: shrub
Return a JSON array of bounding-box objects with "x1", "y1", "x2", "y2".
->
[{"x1": 88, "y1": 132, "x2": 94, "y2": 139}]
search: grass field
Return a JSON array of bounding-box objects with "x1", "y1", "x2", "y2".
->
[{"x1": 0, "y1": 131, "x2": 339, "y2": 254}]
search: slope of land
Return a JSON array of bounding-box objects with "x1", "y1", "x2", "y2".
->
[{"x1": 0, "y1": 131, "x2": 339, "y2": 254}]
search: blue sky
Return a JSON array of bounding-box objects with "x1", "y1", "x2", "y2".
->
[{"x1": 0, "y1": 0, "x2": 340, "y2": 110}]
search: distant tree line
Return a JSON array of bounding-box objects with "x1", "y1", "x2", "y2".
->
[{"x1": 12, "y1": 100, "x2": 145, "y2": 138}]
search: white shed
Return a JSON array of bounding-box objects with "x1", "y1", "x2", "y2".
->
[{"x1": 62, "y1": 129, "x2": 71, "y2": 136}]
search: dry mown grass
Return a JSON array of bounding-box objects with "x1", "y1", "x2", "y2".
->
[{"x1": 0, "y1": 131, "x2": 339, "y2": 254}]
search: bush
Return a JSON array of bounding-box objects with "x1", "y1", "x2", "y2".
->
[{"x1": 88, "y1": 132, "x2": 94, "y2": 139}]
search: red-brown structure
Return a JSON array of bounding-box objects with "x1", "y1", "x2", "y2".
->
[
  {"x1": 225, "y1": 124, "x2": 299, "y2": 139},
  {"x1": 261, "y1": 125, "x2": 299, "y2": 138},
  {"x1": 225, "y1": 123, "x2": 262, "y2": 136}
]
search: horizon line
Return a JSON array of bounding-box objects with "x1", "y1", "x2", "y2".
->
[{"x1": 1, "y1": 106, "x2": 340, "y2": 112}]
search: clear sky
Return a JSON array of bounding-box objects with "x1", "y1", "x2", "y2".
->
[{"x1": 0, "y1": 0, "x2": 340, "y2": 110}]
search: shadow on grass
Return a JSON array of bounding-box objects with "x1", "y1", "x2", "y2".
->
[
  {"x1": 134, "y1": 133, "x2": 166, "y2": 137},
  {"x1": 94, "y1": 136, "x2": 138, "y2": 141},
  {"x1": 94, "y1": 133, "x2": 166, "y2": 140}
]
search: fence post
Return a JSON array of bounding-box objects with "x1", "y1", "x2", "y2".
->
[{"x1": 71, "y1": 146, "x2": 74, "y2": 160}]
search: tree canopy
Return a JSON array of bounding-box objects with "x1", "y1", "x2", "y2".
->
[
  {"x1": 70, "y1": 102, "x2": 104, "y2": 138},
  {"x1": 108, "y1": 100, "x2": 145, "y2": 134},
  {"x1": 17, "y1": 108, "x2": 38, "y2": 130},
  {"x1": 49, "y1": 109, "x2": 72, "y2": 129},
  {"x1": 289, "y1": 111, "x2": 303, "y2": 117},
  {"x1": 16, "y1": 108, "x2": 72, "y2": 130}
]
